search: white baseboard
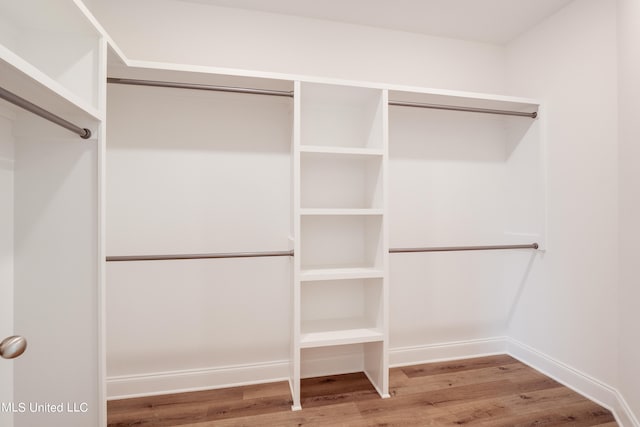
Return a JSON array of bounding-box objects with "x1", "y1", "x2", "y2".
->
[
  {"x1": 107, "y1": 351, "x2": 364, "y2": 400},
  {"x1": 389, "y1": 336, "x2": 508, "y2": 367},
  {"x1": 507, "y1": 337, "x2": 638, "y2": 427},
  {"x1": 616, "y1": 391, "x2": 640, "y2": 427},
  {"x1": 107, "y1": 338, "x2": 507, "y2": 400},
  {"x1": 107, "y1": 337, "x2": 638, "y2": 427},
  {"x1": 107, "y1": 360, "x2": 290, "y2": 400}
]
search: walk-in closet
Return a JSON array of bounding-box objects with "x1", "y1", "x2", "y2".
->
[{"x1": 1, "y1": 0, "x2": 638, "y2": 426}]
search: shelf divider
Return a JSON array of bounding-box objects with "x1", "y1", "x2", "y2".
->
[
  {"x1": 300, "y1": 145, "x2": 384, "y2": 157},
  {"x1": 300, "y1": 266, "x2": 384, "y2": 281},
  {"x1": 300, "y1": 328, "x2": 384, "y2": 348},
  {"x1": 300, "y1": 208, "x2": 384, "y2": 216}
]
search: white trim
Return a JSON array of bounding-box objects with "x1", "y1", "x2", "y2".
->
[
  {"x1": 96, "y1": 35, "x2": 108, "y2": 427},
  {"x1": 507, "y1": 337, "x2": 638, "y2": 427},
  {"x1": 536, "y1": 103, "x2": 550, "y2": 250},
  {"x1": 617, "y1": 392, "x2": 640, "y2": 427},
  {"x1": 107, "y1": 360, "x2": 290, "y2": 400},
  {"x1": 389, "y1": 336, "x2": 507, "y2": 367}
]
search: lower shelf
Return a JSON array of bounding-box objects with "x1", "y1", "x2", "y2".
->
[{"x1": 300, "y1": 318, "x2": 384, "y2": 348}]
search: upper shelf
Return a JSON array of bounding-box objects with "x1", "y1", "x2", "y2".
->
[
  {"x1": 106, "y1": 39, "x2": 539, "y2": 121},
  {"x1": 107, "y1": 56, "x2": 295, "y2": 97},
  {"x1": 300, "y1": 82, "x2": 385, "y2": 150},
  {"x1": 0, "y1": 45, "x2": 102, "y2": 125},
  {"x1": 0, "y1": 0, "x2": 103, "y2": 118},
  {"x1": 388, "y1": 89, "x2": 539, "y2": 118}
]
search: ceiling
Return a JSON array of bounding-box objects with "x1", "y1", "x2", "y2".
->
[{"x1": 178, "y1": 0, "x2": 573, "y2": 45}]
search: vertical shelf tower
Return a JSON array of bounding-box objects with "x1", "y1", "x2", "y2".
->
[{"x1": 291, "y1": 81, "x2": 389, "y2": 410}]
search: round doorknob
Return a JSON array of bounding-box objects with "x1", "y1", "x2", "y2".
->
[{"x1": 0, "y1": 336, "x2": 27, "y2": 359}]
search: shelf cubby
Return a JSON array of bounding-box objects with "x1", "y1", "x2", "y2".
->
[
  {"x1": 301, "y1": 152, "x2": 383, "y2": 210},
  {"x1": 300, "y1": 82, "x2": 384, "y2": 149},
  {"x1": 300, "y1": 215, "x2": 384, "y2": 272},
  {"x1": 300, "y1": 279, "x2": 383, "y2": 348}
]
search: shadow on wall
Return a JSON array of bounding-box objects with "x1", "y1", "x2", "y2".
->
[
  {"x1": 389, "y1": 107, "x2": 534, "y2": 163},
  {"x1": 107, "y1": 84, "x2": 292, "y2": 153},
  {"x1": 505, "y1": 251, "x2": 539, "y2": 327},
  {"x1": 389, "y1": 249, "x2": 540, "y2": 348},
  {"x1": 13, "y1": 114, "x2": 97, "y2": 252}
]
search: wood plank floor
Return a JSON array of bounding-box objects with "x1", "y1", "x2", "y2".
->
[{"x1": 107, "y1": 355, "x2": 617, "y2": 426}]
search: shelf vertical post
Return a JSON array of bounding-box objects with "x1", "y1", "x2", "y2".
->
[{"x1": 290, "y1": 80, "x2": 302, "y2": 411}]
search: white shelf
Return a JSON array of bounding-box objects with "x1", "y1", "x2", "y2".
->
[
  {"x1": 0, "y1": 0, "x2": 103, "y2": 113},
  {"x1": 300, "y1": 209, "x2": 383, "y2": 216},
  {"x1": 0, "y1": 45, "x2": 103, "y2": 122},
  {"x1": 388, "y1": 89, "x2": 539, "y2": 116},
  {"x1": 293, "y1": 81, "x2": 388, "y2": 408},
  {"x1": 299, "y1": 145, "x2": 384, "y2": 157},
  {"x1": 108, "y1": 60, "x2": 294, "y2": 96},
  {"x1": 300, "y1": 318, "x2": 383, "y2": 348},
  {"x1": 300, "y1": 266, "x2": 384, "y2": 281}
]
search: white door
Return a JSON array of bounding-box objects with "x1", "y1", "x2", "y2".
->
[
  {"x1": 0, "y1": 113, "x2": 101, "y2": 427},
  {"x1": 0, "y1": 109, "x2": 16, "y2": 427}
]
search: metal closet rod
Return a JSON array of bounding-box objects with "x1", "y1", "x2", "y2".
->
[
  {"x1": 0, "y1": 86, "x2": 92, "y2": 139},
  {"x1": 106, "y1": 243, "x2": 538, "y2": 262},
  {"x1": 389, "y1": 100, "x2": 538, "y2": 118},
  {"x1": 106, "y1": 77, "x2": 537, "y2": 118},
  {"x1": 106, "y1": 77, "x2": 295, "y2": 98},
  {"x1": 106, "y1": 250, "x2": 294, "y2": 262},
  {"x1": 390, "y1": 243, "x2": 539, "y2": 253}
]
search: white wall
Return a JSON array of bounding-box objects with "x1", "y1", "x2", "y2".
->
[
  {"x1": 105, "y1": 83, "x2": 293, "y2": 394},
  {"x1": 86, "y1": 0, "x2": 506, "y2": 94},
  {"x1": 506, "y1": 0, "x2": 619, "y2": 387},
  {"x1": 106, "y1": 85, "x2": 292, "y2": 256},
  {"x1": 0, "y1": 106, "x2": 15, "y2": 427},
  {"x1": 618, "y1": 0, "x2": 640, "y2": 422}
]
